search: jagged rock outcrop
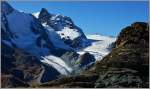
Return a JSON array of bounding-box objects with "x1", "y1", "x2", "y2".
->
[
  {"x1": 1, "y1": 1, "x2": 14, "y2": 15},
  {"x1": 76, "y1": 52, "x2": 95, "y2": 69},
  {"x1": 38, "y1": 8, "x2": 52, "y2": 23},
  {"x1": 93, "y1": 22, "x2": 149, "y2": 88},
  {"x1": 95, "y1": 22, "x2": 149, "y2": 72}
]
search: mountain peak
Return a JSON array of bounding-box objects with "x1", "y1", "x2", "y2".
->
[
  {"x1": 131, "y1": 22, "x2": 148, "y2": 31},
  {"x1": 41, "y1": 8, "x2": 48, "y2": 13},
  {"x1": 116, "y1": 22, "x2": 148, "y2": 47},
  {"x1": 1, "y1": 1, "x2": 14, "y2": 15},
  {"x1": 38, "y1": 8, "x2": 52, "y2": 23}
]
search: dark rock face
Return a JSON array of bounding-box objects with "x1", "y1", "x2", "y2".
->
[
  {"x1": 1, "y1": 42, "x2": 42, "y2": 87},
  {"x1": 1, "y1": 1, "x2": 14, "y2": 41},
  {"x1": 37, "y1": 74, "x2": 99, "y2": 88},
  {"x1": 32, "y1": 15, "x2": 56, "y2": 51},
  {"x1": 1, "y1": 73, "x2": 29, "y2": 88},
  {"x1": 1, "y1": 13, "x2": 13, "y2": 41},
  {"x1": 1, "y1": 41, "x2": 61, "y2": 87},
  {"x1": 77, "y1": 52, "x2": 95, "y2": 69},
  {"x1": 64, "y1": 35, "x2": 87, "y2": 48},
  {"x1": 1, "y1": 1, "x2": 14, "y2": 15},
  {"x1": 38, "y1": 22, "x2": 149, "y2": 88},
  {"x1": 115, "y1": 22, "x2": 148, "y2": 48},
  {"x1": 93, "y1": 22, "x2": 149, "y2": 88},
  {"x1": 38, "y1": 8, "x2": 75, "y2": 31},
  {"x1": 38, "y1": 8, "x2": 52, "y2": 23},
  {"x1": 96, "y1": 22, "x2": 149, "y2": 71},
  {"x1": 60, "y1": 51, "x2": 79, "y2": 67},
  {"x1": 40, "y1": 64, "x2": 60, "y2": 83},
  {"x1": 94, "y1": 68, "x2": 144, "y2": 88}
]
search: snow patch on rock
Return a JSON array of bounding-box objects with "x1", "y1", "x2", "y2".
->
[
  {"x1": 57, "y1": 27, "x2": 81, "y2": 40},
  {"x1": 32, "y1": 12, "x2": 40, "y2": 18},
  {"x1": 41, "y1": 55, "x2": 73, "y2": 75}
]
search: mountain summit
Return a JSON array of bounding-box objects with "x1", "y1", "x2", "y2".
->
[
  {"x1": 1, "y1": 1, "x2": 14, "y2": 15},
  {"x1": 38, "y1": 8, "x2": 52, "y2": 23},
  {"x1": 34, "y1": 8, "x2": 88, "y2": 48}
]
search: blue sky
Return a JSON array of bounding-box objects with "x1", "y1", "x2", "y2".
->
[{"x1": 8, "y1": 1, "x2": 149, "y2": 36}]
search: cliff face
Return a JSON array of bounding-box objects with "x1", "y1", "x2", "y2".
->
[
  {"x1": 38, "y1": 22, "x2": 149, "y2": 88},
  {"x1": 93, "y1": 22, "x2": 149, "y2": 88},
  {"x1": 95, "y1": 22, "x2": 149, "y2": 71}
]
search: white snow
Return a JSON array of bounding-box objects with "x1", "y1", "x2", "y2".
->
[
  {"x1": 42, "y1": 22, "x2": 47, "y2": 27},
  {"x1": 57, "y1": 27, "x2": 81, "y2": 40},
  {"x1": 41, "y1": 55, "x2": 73, "y2": 75},
  {"x1": 32, "y1": 12, "x2": 40, "y2": 18},
  {"x1": 48, "y1": 29, "x2": 72, "y2": 50},
  {"x1": 43, "y1": 24, "x2": 72, "y2": 50},
  {"x1": 51, "y1": 14, "x2": 60, "y2": 21},
  {"x1": 77, "y1": 34, "x2": 116, "y2": 61},
  {"x1": 42, "y1": 22, "x2": 54, "y2": 30}
]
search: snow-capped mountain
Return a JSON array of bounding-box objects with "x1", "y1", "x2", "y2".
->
[
  {"x1": 1, "y1": 1, "x2": 74, "y2": 82},
  {"x1": 33, "y1": 8, "x2": 89, "y2": 48},
  {"x1": 1, "y1": 1, "x2": 116, "y2": 87}
]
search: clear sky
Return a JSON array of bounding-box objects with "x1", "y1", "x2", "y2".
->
[{"x1": 8, "y1": 1, "x2": 149, "y2": 36}]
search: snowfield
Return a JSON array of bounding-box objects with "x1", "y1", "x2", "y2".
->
[
  {"x1": 42, "y1": 23, "x2": 72, "y2": 50},
  {"x1": 57, "y1": 27, "x2": 81, "y2": 40},
  {"x1": 77, "y1": 34, "x2": 116, "y2": 61},
  {"x1": 32, "y1": 12, "x2": 40, "y2": 18},
  {"x1": 41, "y1": 55, "x2": 73, "y2": 75}
]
